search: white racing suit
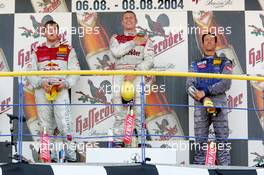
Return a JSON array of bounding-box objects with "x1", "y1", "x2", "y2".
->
[
  {"x1": 110, "y1": 32, "x2": 154, "y2": 143},
  {"x1": 26, "y1": 43, "x2": 80, "y2": 161}
]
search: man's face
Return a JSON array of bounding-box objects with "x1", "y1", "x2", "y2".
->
[
  {"x1": 203, "y1": 34, "x2": 217, "y2": 52},
  {"x1": 122, "y1": 13, "x2": 137, "y2": 31},
  {"x1": 44, "y1": 24, "x2": 59, "y2": 42}
]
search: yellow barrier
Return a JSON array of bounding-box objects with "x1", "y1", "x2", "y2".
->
[{"x1": 0, "y1": 70, "x2": 263, "y2": 81}]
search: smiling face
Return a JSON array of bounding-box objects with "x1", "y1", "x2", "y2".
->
[{"x1": 122, "y1": 12, "x2": 137, "y2": 31}]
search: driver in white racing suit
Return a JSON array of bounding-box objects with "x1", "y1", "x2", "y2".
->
[
  {"x1": 26, "y1": 20, "x2": 80, "y2": 162},
  {"x1": 110, "y1": 11, "x2": 154, "y2": 146}
]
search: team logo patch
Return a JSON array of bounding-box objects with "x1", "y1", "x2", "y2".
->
[
  {"x1": 59, "y1": 47, "x2": 67, "y2": 52},
  {"x1": 46, "y1": 62, "x2": 59, "y2": 67},
  {"x1": 197, "y1": 60, "x2": 207, "y2": 69},
  {"x1": 56, "y1": 54, "x2": 67, "y2": 57},
  {"x1": 225, "y1": 65, "x2": 233, "y2": 71},
  {"x1": 57, "y1": 46, "x2": 68, "y2": 56},
  {"x1": 213, "y1": 58, "x2": 222, "y2": 65}
]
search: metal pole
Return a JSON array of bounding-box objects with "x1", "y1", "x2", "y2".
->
[
  {"x1": 18, "y1": 76, "x2": 24, "y2": 162},
  {"x1": 140, "y1": 75, "x2": 146, "y2": 164}
]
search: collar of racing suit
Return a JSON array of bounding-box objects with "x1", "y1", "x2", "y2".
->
[
  {"x1": 124, "y1": 30, "x2": 137, "y2": 36},
  {"x1": 203, "y1": 53, "x2": 217, "y2": 59},
  {"x1": 45, "y1": 40, "x2": 61, "y2": 48}
]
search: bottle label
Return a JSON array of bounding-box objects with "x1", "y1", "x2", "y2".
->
[{"x1": 31, "y1": 0, "x2": 68, "y2": 13}]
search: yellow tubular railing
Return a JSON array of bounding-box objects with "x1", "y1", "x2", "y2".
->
[{"x1": 0, "y1": 70, "x2": 263, "y2": 81}]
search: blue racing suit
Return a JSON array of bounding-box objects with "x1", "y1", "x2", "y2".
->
[{"x1": 186, "y1": 55, "x2": 232, "y2": 165}]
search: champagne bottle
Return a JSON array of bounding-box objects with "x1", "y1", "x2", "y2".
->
[
  {"x1": 250, "y1": 80, "x2": 264, "y2": 131},
  {"x1": 23, "y1": 81, "x2": 40, "y2": 140},
  {"x1": 258, "y1": 0, "x2": 264, "y2": 10},
  {"x1": 76, "y1": 12, "x2": 115, "y2": 70},
  {"x1": 0, "y1": 48, "x2": 9, "y2": 71},
  {"x1": 145, "y1": 82, "x2": 184, "y2": 141},
  {"x1": 40, "y1": 127, "x2": 51, "y2": 163}
]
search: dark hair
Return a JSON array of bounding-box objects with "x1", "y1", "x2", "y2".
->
[
  {"x1": 121, "y1": 11, "x2": 137, "y2": 22},
  {"x1": 44, "y1": 20, "x2": 59, "y2": 30},
  {"x1": 202, "y1": 33, "x2": 217, "y2": 43}
]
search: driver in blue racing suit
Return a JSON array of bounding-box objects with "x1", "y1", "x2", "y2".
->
[{"x1": 186, "y1": 33, "x2": 232, "y2": 165}]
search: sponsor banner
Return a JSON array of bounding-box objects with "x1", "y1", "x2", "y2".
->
[
  {"x1": 248, "y1": 140, "x2": 264, "y2": 167},
  {"x1": 226, "y1": 80, "x2": 248, "y2": 139},
  {"x1": 0, "y1": 77, "x2": 13, "y2": 142},
  {"x1": 137, "y1": 12, "x2": 188, "y2": 71},
  {"x1": 71, "y1": 76, "x2": 114, "y2": 141},
  {"x1": 0, "y1": 0, "x2": 15, "y2": 14},
  {"x1": 246, "y1": 11, "x2": 264, "y2": 74}
]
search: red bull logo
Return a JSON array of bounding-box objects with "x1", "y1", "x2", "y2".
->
[
  {"x1": 44, "y1": 62, "x2": 60, "y2": 71},
  {"x1": 46, "y1": 62, "x2": 59, "y2": 67}
]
